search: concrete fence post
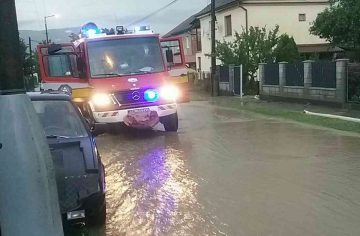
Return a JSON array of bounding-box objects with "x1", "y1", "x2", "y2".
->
[
  {"x1": 303, "y1": 60, "x2": 314, "y2": 96},
  {"x1": 335, "y1": 59, "x2": 349, "y2": 103},
  {"x1": 258, "y1": 63, "x2": 267, "y2": 94},
  {"x1": 279, "y1": 62, "x2": 288, "y2": 94}
]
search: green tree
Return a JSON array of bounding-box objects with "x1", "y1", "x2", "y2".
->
[
  {"x1": 274, "y1": 34, "x2": 300, "y2": 63},
  {"x1": 19, "y1": 38, "x2": 37, "y2": 90},
  {"x1": 310, "y1": 0, "x2": 360, "y2": 59},
  {"x1": 216, "y1": 26, "x2": 281, "y2": 95},
  {"x1": 216, "y1": 25, "x2": 280, "y2": 81}
]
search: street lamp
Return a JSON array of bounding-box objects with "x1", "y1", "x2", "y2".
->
[{"x1": 44, "y1": 14, "x2": 58, "y2": 44}]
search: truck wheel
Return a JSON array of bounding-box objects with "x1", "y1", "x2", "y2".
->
[{"x1": 161, "y1": 113, "x2": 178, "y2": 132}]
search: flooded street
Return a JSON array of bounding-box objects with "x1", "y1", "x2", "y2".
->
[{"x1": 69, "y1": 101, "x2": 360, "y2": 236}]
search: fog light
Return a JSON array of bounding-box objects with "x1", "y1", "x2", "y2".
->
[{"x1": 67, "y1": 210, "x2": 85, "y2": 220}]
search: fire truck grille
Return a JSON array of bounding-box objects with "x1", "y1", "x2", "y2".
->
[
  {"x1": 114, "y1": 89, "x2": 164, "y2": 108},
  {"x1": 115, "y1": 90, "x2": 146, "y2": 104}
]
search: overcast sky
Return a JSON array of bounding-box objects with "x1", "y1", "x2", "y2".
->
[{"x1": 15, "y1": 0, "x2": 210, "y2": 34}]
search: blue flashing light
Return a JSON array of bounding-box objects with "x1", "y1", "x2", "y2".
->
[
  {"x1": 144, "y1": 89, "x2": 159, "y2": 102},
  {"x1": 86, "y1": 29, "x2": 97, "y2": 38},
  {"x1": 81, "y1": 22, "x2": 102, "y2": 38}
]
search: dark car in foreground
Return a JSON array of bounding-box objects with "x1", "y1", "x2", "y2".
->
[{"x1": 28, "y1": 92, "x2": 106, "y2": 226}]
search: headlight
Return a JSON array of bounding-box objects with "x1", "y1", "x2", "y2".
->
[
  {"x1": 91, "y1": 93, "x2": 112, "y2": 107},
  {"x1": 160, "y1": 85, "x2": 180, "y2": 101}
]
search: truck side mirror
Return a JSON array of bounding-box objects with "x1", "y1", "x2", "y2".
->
[{"x1": 166, "y1": 49, "x2": 174, "y2": 64}]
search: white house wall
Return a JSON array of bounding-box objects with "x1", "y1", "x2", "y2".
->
[{"x1": 196, "y1": 1, "x2": 329, "y2": 73}]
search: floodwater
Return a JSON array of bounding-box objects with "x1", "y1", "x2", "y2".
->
[{"x1": 67, "y1": 101, "x2": 360, "y2": 236}]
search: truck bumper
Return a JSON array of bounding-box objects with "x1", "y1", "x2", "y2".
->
[{"x1": 92, "y1": 103, "x2": 177, "y2": 124}]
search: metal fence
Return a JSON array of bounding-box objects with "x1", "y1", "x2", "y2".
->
[
  {"x1": 264, "y1": 64, "x2": 279, "y2": 85},
  {"x1": 218, "y1": 65, "x2": 230, "y2": 82},
  {"x1": 347, "y1": 63, "x2": 360, "y2": 103},
  {"x1": 286, "y1": 63, "x2": 304, "y2": 86},
  {"x1": 216, "y1": 65, "x2": 245, "y2": 96},
  {"x1": 312, "y1": 61, "x2": 336, "y2": 88}
]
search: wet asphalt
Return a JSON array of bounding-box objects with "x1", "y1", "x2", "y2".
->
[{"x1": 66, "y1": 101, "x2": 360, "y2": 236}]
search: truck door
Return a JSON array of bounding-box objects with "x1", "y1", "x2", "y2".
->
[
  {"x1": 37, "y1": 44, "x2": 89, "y2": 92},
  {"x1": 160, "y1": 37, "x2": 190, "y2": 103}
]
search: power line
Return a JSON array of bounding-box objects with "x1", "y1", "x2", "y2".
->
[{"x1": 127, "y1": 0, "x2": 179, "y2": 27}]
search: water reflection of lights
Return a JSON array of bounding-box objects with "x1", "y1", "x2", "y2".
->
[
  {"x1": 105, "y1": 55, "x2": 114, "y2": 69},
  {"x1": 104, "y1": 142, "x2": 205, "y2": 236},
  {"x1": 134, "y1": 147, "x2": 196, "y2": 235}
]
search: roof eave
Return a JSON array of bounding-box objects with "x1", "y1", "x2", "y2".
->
[{"x1": 195, "y1": 1, "x2": 240, "y2": 18}]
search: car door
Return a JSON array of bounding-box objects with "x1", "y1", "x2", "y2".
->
[
  {"x1": 37, "y1": 44, "x2": 89, "y2": 91},
  {"x1": 160, "y1": 37, "x2": 190, "y2": 103}
]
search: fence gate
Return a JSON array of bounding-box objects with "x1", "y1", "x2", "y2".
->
[{"x1": 347, "y1": 63, "x2": 360, "y2": 103}]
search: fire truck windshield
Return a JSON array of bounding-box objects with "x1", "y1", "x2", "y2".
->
[{"x1": 88, "y1": 37, "x2": 165, "y2": 78}]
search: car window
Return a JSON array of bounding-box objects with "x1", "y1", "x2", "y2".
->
[{"x1": 32, "y1": 100, "x2": 88, "y2": 137}]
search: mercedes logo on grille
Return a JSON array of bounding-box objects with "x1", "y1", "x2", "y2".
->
[{"x1": 132, "y1": 91, "x2": 141, "y2": 101}]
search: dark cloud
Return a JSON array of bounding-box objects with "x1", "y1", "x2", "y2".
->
[{"x1": 15, "y1": 0, "x2": 209, "y2": 34}]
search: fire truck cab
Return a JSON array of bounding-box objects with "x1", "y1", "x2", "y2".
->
[{"x1": 37, "y1": 24, "x2": 186, "y2": 132}]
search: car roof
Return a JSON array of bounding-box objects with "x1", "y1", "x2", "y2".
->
[{"x1": 27, "y1": 91, "x2": 72, "y2": 101}]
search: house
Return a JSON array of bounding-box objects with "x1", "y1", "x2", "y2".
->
[
  {"x1": 163, "y1": 15, "x2": 201, "y2": 69},
  {"x1": 195, "y1": 0, "x2": 336, "y2": 73}
]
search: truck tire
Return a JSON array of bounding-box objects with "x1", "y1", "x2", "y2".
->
[{"x1": 161, "y1": 113, "x2": 178, "y2": 132}]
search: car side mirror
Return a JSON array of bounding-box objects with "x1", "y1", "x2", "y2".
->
[{"x1": 166, "y1": 49, "x2": 174, "y2": 64}]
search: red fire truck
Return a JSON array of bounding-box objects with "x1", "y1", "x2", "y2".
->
[{"x1": 37, "y1": 24, "x2": 188, "y2": 132}]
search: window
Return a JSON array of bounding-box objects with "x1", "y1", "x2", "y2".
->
[
  {"x1": 45, "y1": 55, "x2": 74, "y2": 77},
  {"x1": 197, "y1": 57, "x2": 202, "y2": 72},
  {"x1": 88, "y1": 37, "x2": 165, "y2": 77},
  {"x1": 160, "y1": 39, "x2": 184, "y2": 66},
  {"x1": 41, "y1": 46, "x2": 78, "y2": 78},
  {"x1": 185, "y1": 36, "x2": 190, "y2": 49},
  {"x1": 196, "y1": 28, "x2": 202, "y2": 52},
  {"x1": 299, "y1": 13, "x2": 306, "y2": 22},
  {"x1": 207, "y1": 21, "x2": 212, "y2": 39},
  {"x1": 225, "y1": 15, "x2": 232, "y2": 36}
]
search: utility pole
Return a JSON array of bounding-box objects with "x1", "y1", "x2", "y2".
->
[
  {"x1": 45, "y1": 16, "x2": 49, "y2": 44},
  {"x1": 0, "y1": 1, "x2": 64, "y2": 235},
  {"x1": 44, "y1": 15, "x2": 56, "y2": 44},
  {"x1": 28, "y1": 36, "x2": 34, "y2": 78},
  {"x1": 0, "y1": 0, "x2": 24, "y2": 93},
  {"x1": 210, "y1": 0, "x2": 216, "y2": 96},
  {"x1": 28, "y1": 36, "x2": 32, "y2": 59}
]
